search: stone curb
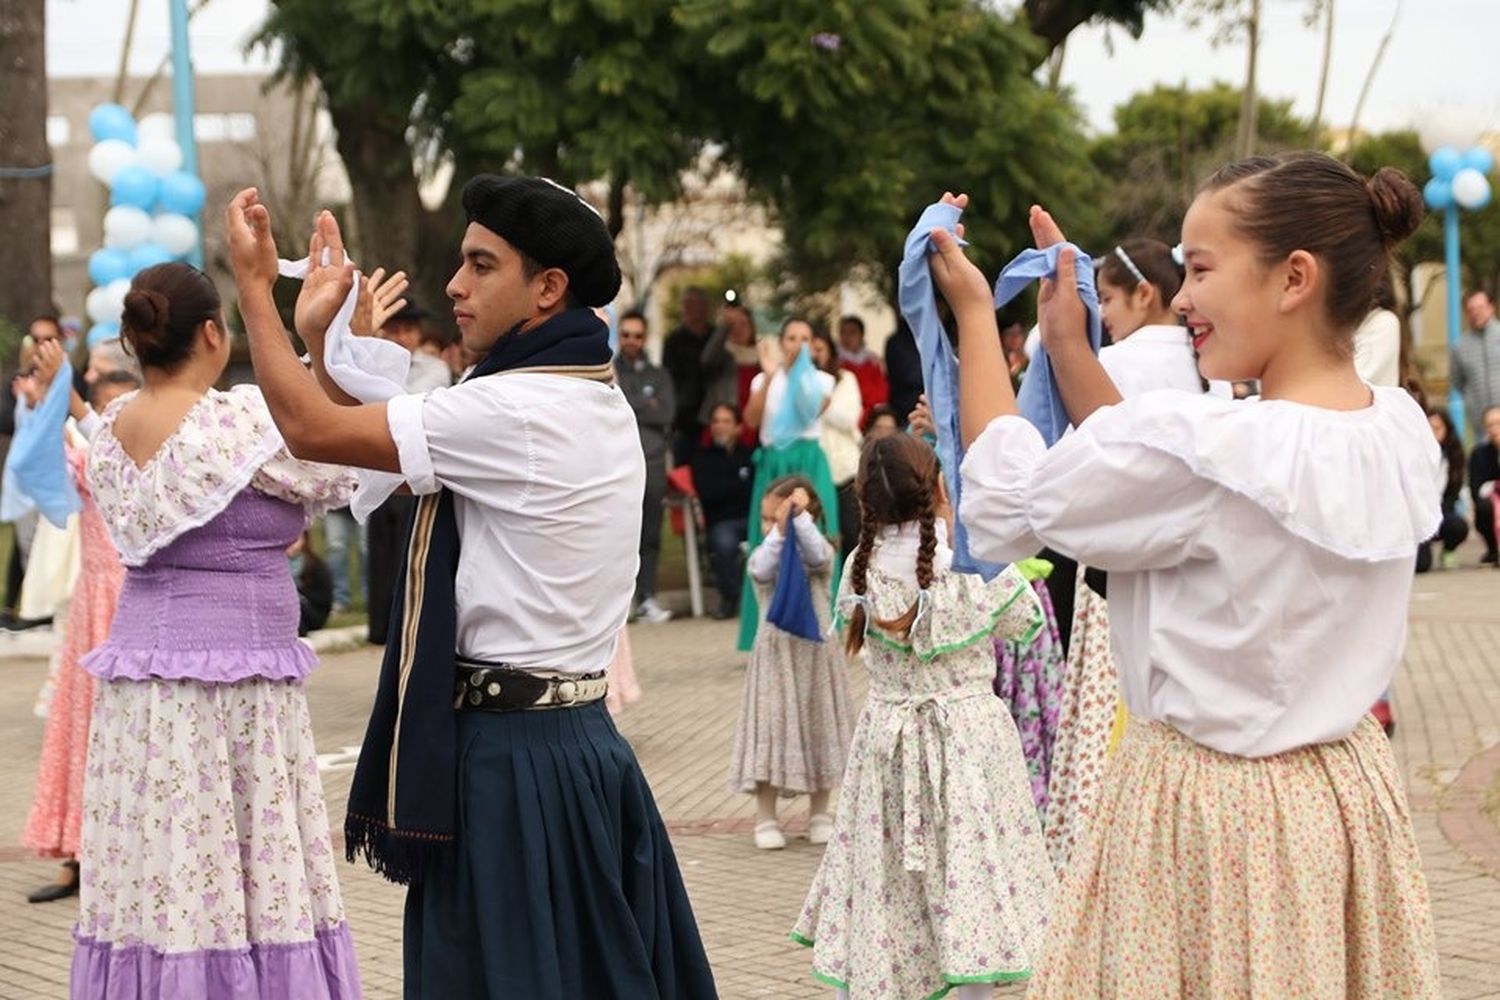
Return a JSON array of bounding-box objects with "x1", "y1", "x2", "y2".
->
[{"x1": 1438, "y1": 741, "x2": 1500, "y2": 878}]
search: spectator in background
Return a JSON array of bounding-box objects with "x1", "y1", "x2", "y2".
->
[
  {"x1": 865, "y1": 403, "x2": 900, "y2": 441},
  {"x1": 365, "y1": 298, "x2": 453, "y2": 644},
  {"x1": 1468, "y1": 404, "x2": 1500, "y2": 566},
  {"x1": 811, "y1": 326, "x2": 864, "y2": 562},
  {"x1": 616, "y1": 310, "x2": 676, "y2": 624},
  {"x1": 699, "y1": 301, "x2": 760, "y2": 447},
  {"x1": 289, "y1": 532, "x2": 334, "y2": 636},
  {"x1": 1453, "y1": 290, "x2": 1500, "y2": 440},
  {"x1": 836, "y1": 315, "x2": 886, "y2": 427},
  {"x1": 380, "y1": 300, "x2": 454, "y2": 394},
  {"x1": 1417, "y1": 409, "x2": 1469, "y2": 573},
  {"x1": 1354, "y1": 273, "x2": 1402, "y2": 388},
  {"x1": 884, "y1": 318, "x2": 924, "y2": 428},
  {"x1": 1000, "y1": 318, "x2": 1029, "y2": 386},
  {"x1": 691, "y1": 403, "x2": 756, "y2": 620},
  {"x1": 663, "y1": 286, "x2": 715, "y2": 464},
  {"x1": 83, "y1": 338, "x2": 140, "y2": 387}
]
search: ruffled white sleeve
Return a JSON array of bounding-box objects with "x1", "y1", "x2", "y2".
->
[{"x1": 959, "y1": 410, "x2": 1218, "y2": 571}]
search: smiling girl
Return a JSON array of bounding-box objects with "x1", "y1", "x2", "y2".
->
[{"x1": 930, "y1": 152, "x2": 1441, "y2": 997}]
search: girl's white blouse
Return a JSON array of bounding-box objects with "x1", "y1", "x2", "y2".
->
[{"x1": 959, "y1": 385, "x2": 1441, "y2": 757}]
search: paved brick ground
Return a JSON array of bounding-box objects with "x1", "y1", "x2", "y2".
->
[{"x1": 1, "y1": 563, "x2": 1498, "y2": 997}]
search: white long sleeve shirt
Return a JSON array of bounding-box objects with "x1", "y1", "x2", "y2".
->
[
  {"x1": 959, "y1": 386, "x2": 1440, "y2": 757},
  {"x1": 387, "y1": 372, "x2": 643, "y2": 674}
]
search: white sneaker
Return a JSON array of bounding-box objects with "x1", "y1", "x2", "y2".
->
[
  {"x1": 753, "y1": 819, "x2": 786, "y2": 850},
  {"x1": 636, "y1": 597, "x2": 672, "y2": 624},
  {"x1": 807, "y1": 813, "x2": 834, "y2": 845}
]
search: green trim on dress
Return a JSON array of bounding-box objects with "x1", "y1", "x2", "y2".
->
[
  {"x1": 792, "y1": 932, "x2": 1033, "y2": 995},
  {"x1": 834, "y1": 580, "x2": 1035, "y2": 662}
]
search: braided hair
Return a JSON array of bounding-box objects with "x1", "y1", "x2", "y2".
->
[{"x1": 844, "y1": 433, "x2": 941, "y2": 656}]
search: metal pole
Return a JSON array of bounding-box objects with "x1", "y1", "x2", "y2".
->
[{"x1": 167, "y1": 0, "x2": 202, "y2": 268}]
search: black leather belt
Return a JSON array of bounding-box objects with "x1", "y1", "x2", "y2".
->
[{"x1": 453, "y1": 659, "x2": 608, "y2": 712}]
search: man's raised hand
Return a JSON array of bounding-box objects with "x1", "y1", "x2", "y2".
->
[{"x1": 226, "y1": 188, "x2": 281, "y2": 291}]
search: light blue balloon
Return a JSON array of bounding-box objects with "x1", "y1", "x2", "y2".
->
[
  {"x1": 86, "y1": 321, "x2": 120, "y2": 348},
  {"x1": 87, "y1": 247, "x2": 131, "y2": 286},
  {"x1": 127, "y1": 243, "x2": 173, "y2": 275},
  {"x1": 1424, "y1": 177, "x2": 1454, "y2": 210},
  {"x1": 157, "y1": 171, "x2": 206, "y2": 216},
  {"x1": 1463, "y1": 146, "x2": 1495, "y2": 176},
  {"x1": 87, "y1": 104, "x2": 137, "y2": 146},
  {"x1": 109, "y1": 164, "x2": 159, "y2": 209},
  {"x1": 1430, "y1": 146, "x2": 1463, "y2": 182}
]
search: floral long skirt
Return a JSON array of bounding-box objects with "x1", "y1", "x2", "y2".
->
[
  {"x1": 72, "y1": 677, "x2": 361, "y2": 999},
  {"x1": 1030, "y1": 716, "x2": 1441, "y2": 999}
]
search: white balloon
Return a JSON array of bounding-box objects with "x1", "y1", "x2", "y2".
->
[
  {"x1": 137, "y1": 113, "x2": 176, "y2": 144},
  {"x1": 87, "y1": 139, "x2": 137, "y2": 184},
  {"x1": 86, "y1": 286, "x2": 115, "y2": 324},
  {"x1": 104, "y1": 279, "x2": 132, "y2": 321},
  {"x1": 1417, "y1": 109, "x2": 1482, "y2": 155},
  {"x1": 103, "y1": 205, "x2": 152, "y2": 249},
  {"x1": 1453, "y1": 168, "x2": 1493, "y2": 210},
  {"x1": 152, "y1": 213, "x2": 200, "y2": 257},
  {"x1": 137, "y1": 137, "x2": 184, "y2": 177}
]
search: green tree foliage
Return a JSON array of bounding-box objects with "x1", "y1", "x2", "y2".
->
[
  {"x1": 1084, "y1": 82, "x2": 1310, "y2": 245},
  {"x1": 1345, "y1": 130, "x2": 1500, "y2": 295},
  {"x1": 256, "y1": 0, "x2": 1171, "y2": 313}
]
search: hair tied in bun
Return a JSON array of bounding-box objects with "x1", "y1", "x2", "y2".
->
[
  {"x1": 1366, "y1": 166, "x2": 1425, "y2": 248},
  {"x1": 121, "y1": 287, "x2": 171, "y2": 347}
]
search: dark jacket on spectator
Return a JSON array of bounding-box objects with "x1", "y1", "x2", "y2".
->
[
  {"x1": 1469, "y1": 442, "x2": 1500, "y2": 506},
  {"x1": 662, "y1": 324, "x2": 710, "y2": 432},
  {"x1": 295, "y1": 554, "x2": 334, "y2": 637},
  {"x1": 615, "y1": 354, "x2": 675, "y2": 463},
  {"x1": 884, "y1": 320, "x2": 924, "y2": 426},
  {"x1": 691, "y1": 438, "x2": 756, "y2": 526}
]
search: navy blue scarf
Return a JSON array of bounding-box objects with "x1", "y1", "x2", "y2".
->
[{"x1": 346, "y1": 307, "x2": 614, "y2": 884}]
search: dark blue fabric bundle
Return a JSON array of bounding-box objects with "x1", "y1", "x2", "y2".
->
[{"x1": 765, "y1": 511, "x2": 824, "y2": 642}]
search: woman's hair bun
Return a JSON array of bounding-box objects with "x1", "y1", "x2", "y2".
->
[
  {"x1": 121, "y1": 287, "x2": 171, "y2": 346},
  {"x1": 1366, "y1": 166, "x2": 1425, "y2": 247}
]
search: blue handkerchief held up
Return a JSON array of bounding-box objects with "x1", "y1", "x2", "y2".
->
[
  {"x1": 6, "y1": 359, "x2": 81, "y2": 529},
  {"x1": 765, "y1": 512, "x2": 824, "y2": 642},
  {"x1": 897, "y1": 201, "x2": 1005, "y2": 580},
  {"x1": 996, "y1": 244, "x2": 1102, "y2": 447},
  {"x1": 766, "y1": 344, "x2": 826, "y2": 450}
]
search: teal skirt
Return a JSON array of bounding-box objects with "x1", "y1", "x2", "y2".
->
[{"x1": 735, "y1": 438, "x2": 842, "y2": 651}]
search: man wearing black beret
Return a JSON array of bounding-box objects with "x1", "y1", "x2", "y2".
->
[{"x1": 227, "y1": 176, "x2": 718, "y2": 998}]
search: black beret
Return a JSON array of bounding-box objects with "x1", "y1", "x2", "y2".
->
[{"x1": 461, "y1": 175, "x2": 622, "y2": 308}]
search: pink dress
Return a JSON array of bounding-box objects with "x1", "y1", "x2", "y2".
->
[{"x1": 22, "y1": 445, "x2": 124, "y2": 858}]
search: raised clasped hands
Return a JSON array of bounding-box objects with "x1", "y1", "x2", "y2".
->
[
  {"x1": 225, "y1": 187, "x2": 282, "y2": 292},
  {"x1": 1028, "y1": 204, "x2": 1088, "y2": 357},
  {"x1": 926, "y1": 192, "x2": 991, "y2": 316},
  {"x1": 294, "y1": 209, "x2": 356, "y2": 342},
  {"x1": 352, "y1": 267, "x2": 410, "y2": 337}
]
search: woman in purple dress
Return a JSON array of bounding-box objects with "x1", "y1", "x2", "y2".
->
[{"x1": 71, "y1": 263, "x2": 361, "y2": 999}]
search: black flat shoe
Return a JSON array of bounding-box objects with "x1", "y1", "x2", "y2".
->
[{"x1": 27, "y1": 862, "x2": 78, "y2": 903}]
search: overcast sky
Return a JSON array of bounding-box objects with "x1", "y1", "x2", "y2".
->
[{"x1": 45, "y1": 0, "x2": 1500, "y2": 140}]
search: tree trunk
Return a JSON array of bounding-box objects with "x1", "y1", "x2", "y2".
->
[
  {"x1": 1348, "y1": 0, "x2": 1401, "y2": 144},
  {"x1": 326, "y1": 104, "x2": 459, "y2": 341},
  {"x1": 1308, "y1": 0, "x2": 1333, "y2": 143},
  {"x1": 112, "y1": 0, "x2": 141, "y2": 104},
  {"x1": 0, "y1": 0, "x2": 53, "y2": 359},
  {"x1": 1234, "y1": 0, "x2": 1261, "y2": 158}
]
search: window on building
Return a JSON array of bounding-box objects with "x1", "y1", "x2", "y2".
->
[
  {"x1": 194, "y1": 112, "x2": 259, "y2": 143},
  {"x1": 51, "y1": 207, "x2": 79, "y2": 256},
  {"x1": 46, "y1": 115, "x2": 71, "y2": 146}
]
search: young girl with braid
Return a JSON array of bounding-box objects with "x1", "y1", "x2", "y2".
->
[
  {"x1": 791, "y1": 434, "x2": 1055, "y2": 1000},
  {"x1": 727, "y1": 475, "x2": 853, "y2": 851}
]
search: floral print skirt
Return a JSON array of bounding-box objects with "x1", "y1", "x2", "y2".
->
[
  {"x1": 72, "y1": 677, "x2": 361, "y2": 1000},
  {"x1": 1030, "y1": 716, "x2": 1440, "y2": 999}
]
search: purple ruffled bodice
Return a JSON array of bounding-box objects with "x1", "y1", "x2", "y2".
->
[{"x1": 83, "y1": 488, "x2": 316, "y2": 683}]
